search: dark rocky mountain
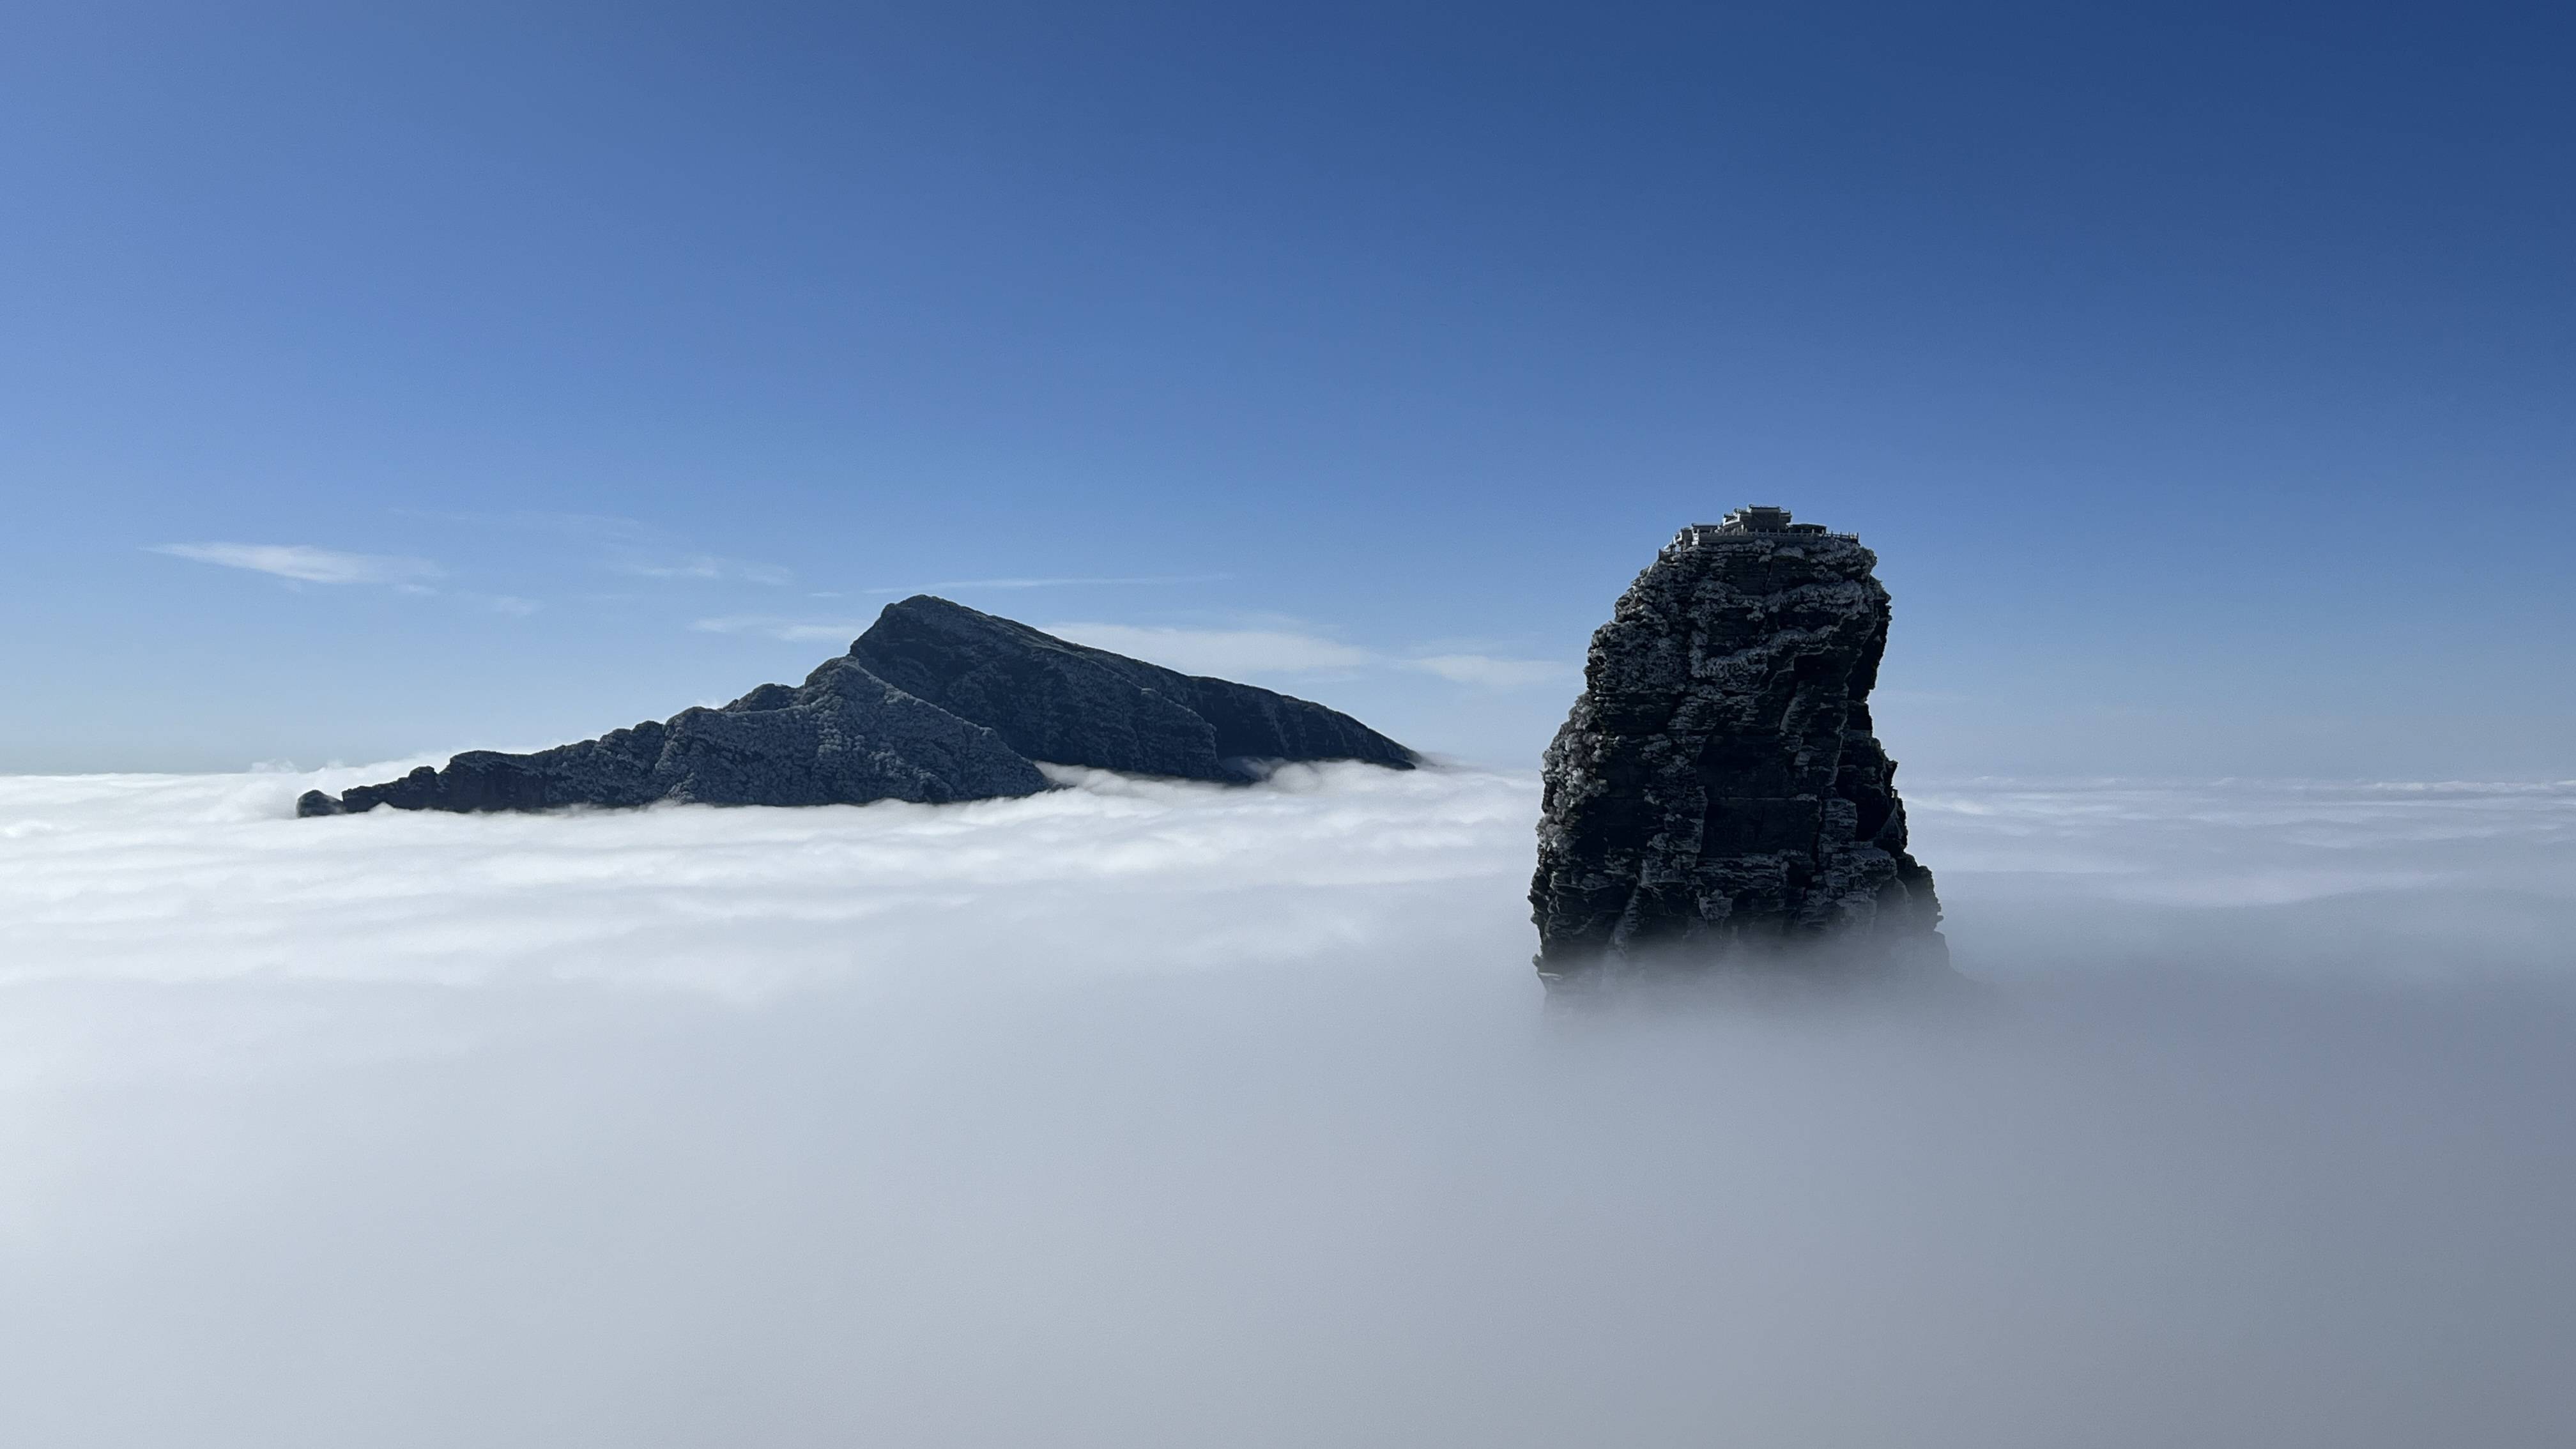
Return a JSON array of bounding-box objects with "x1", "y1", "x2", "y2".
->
[
  {"x1": 299, "y1": 597, "x2": 1414, "y2": 817},
  {"x1": 1529, "y1": 507, "x2": 1947, "y2": 990},
  {"x1": 850, "y1": 595, "x2": 1416, "y2": 782}
]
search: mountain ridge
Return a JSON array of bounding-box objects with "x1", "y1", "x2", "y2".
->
[{"x1": 298, "y1": 597, "x2": 1414, "y2": 817}]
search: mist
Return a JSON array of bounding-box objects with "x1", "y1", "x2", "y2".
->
[{"x1": 3, "y1": 765, "x2": 2572, "y2": 1446}]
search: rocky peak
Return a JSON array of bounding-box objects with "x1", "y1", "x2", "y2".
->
[
  {"x1": 851, "y1": 596, "x2": 1416, "y2": 782},
  {"x1": 297, "y1": 597, "x2": 1413, "y2": 817},
  {"x1": 1529, "y1": 509, "x2": 1947, "y2": 990}
]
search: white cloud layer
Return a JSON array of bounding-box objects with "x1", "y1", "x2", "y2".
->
[
  {"x1": 1, "y1": 769, "x2": 2571, "y2": 1445},
  {"x1": 149, "y1": 542, "x2": 443, "y2": 585}
]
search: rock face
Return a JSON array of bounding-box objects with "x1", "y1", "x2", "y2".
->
[
  {"x1": 850, "y1": 596, "x2": 1416, "y2": 782},
  {"x1": 299, "y1": 596, "x2": 1414, "y2": 817},
  {"x1": 1529, "y1": 508, "x2": 1946, "y2": 990}
]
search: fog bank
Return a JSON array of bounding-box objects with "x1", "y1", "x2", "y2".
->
[{"x1": 2, "y1": 767, "x2": 2571, "y2": 1446}]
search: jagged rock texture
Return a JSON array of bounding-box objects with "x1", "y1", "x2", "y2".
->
[
  {"x1": 300, "y1": 597, "x2": 1413, "y2": 817},
  {"x1": 851, "y1": 597, "x2": 1416, "y2": 782},
  {"x1": 1530, "y1": 522, "x2": 1946, "y2": 987}
]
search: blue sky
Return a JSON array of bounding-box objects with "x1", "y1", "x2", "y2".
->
[{"x1": 4, "y1": 1, "x2": 2568, "y2": 776}]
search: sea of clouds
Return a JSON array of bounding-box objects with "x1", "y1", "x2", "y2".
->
[{"x1": 3, "y1": 763, "x2": 2572, "y2": 1446}]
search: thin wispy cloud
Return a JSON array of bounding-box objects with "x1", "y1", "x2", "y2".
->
[
  {"x1": 615, "y1": 555, "x2": 795, "y2": 586},
  {"x1": 1409, "y1": 653, "x2": 1576, "y2": 689},
  {"x1": 397, "y1": 510, "x2": 790, "y2": 590},
  {"x1": 394, "y1": 509, "x2": 652, "y2": 544},
  {"x1": 1045, "y1": 620, "x2": 1569, "y2": 689},
  {"x1": 862, "y1": 573, "x2": 1232, "y2": 594},
  {"x1": 1043, "y1": 622, "x2": 1379, "y2": 675},
  {"x1": 149, "y1": 542, "x2": 442, "y2": 586},
  {"x1": 693, "y1": 611, "x2": 1567, "y2": 688},
  {"x1": 691, "y1": 614, "x2": 873, "y2": 643},
  {"x1": 694, "y1": 605, "x2": 1563, "y2": 690}
]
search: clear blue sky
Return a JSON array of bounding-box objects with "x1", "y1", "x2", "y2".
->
[{"x1": 4, "y1": 1, "x2": 2568, "y2": 777}]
